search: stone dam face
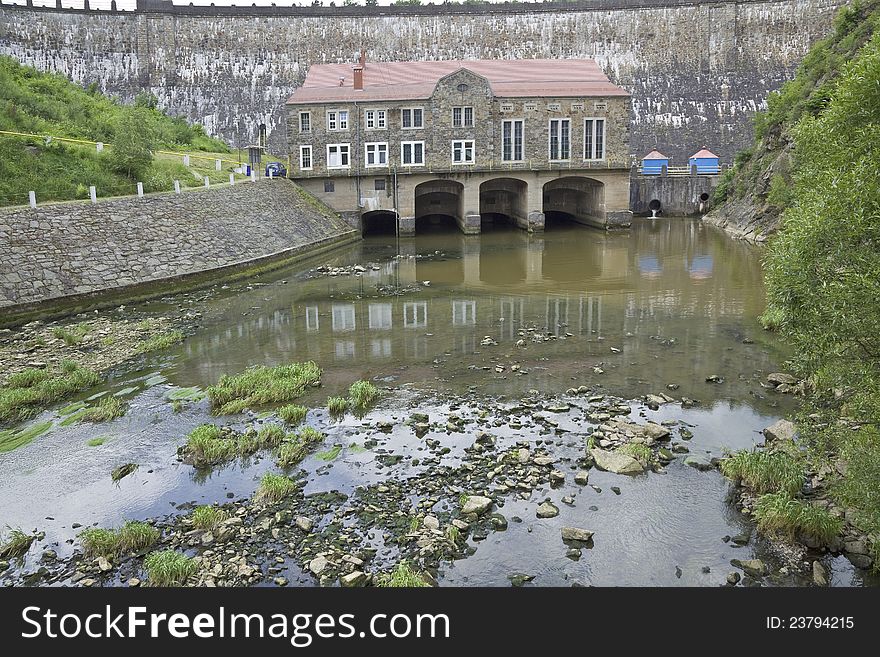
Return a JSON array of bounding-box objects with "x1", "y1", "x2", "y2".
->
[{"x1": 0, "y1": 0, "x2": 845, "y2": 162}]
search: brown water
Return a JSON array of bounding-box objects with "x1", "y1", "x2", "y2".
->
[
  {"x1": 1, "y1": 218, "x2": 872, "y2": 586},
  {"x1": 173, "y1": 217, "x2": 784, "y2": 408}
]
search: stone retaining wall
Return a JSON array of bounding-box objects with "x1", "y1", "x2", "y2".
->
[{"x1": 0, "y1": 181, "x2": 357, "y2": 310}]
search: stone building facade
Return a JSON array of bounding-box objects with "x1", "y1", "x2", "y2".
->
[{"x1": 286, "y1": 58, "x2": 632, "y2": 234}]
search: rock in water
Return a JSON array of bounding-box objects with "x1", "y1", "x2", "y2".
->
[
  {"x1": 684, "y1": 455, "x2": 713, "y2": 471},
  {"x1": 767, "y1": 372, "x2": 797, "y2": 386},
  {"x1": 561, "y1": 527, "x2": 594, "y2": 542},
  {"x1": 763, "y1": 419, "x2": 797, "y2": 443},
  {"x1": 536, "y1": 502, "x2": 559, "y2": 518},
  {"x1": 589, "y1": 448, "x2": 644, "y2": 475},
  {"x1": 340, "y1": 571, "x2": 370, "y2": 587},
  {"x1": 812, "y1": 561, "x2": 828, "y2": 586},
  {"x1": 462, "y1": 495, "x2": 493, "y2": 516},
  {"x1": 731, "y1": 558, "x2": 766, "y2": 578}
]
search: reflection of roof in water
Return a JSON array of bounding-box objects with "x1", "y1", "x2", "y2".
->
[{"x1": 688, "y1": 254, "x2": 714, "y2": 280}]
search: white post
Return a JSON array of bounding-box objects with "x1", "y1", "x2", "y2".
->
[
  {"x1": 29, "y1": 191, "x2": 36, "y2": 209},
  {"x1": 174, "y1": 180, "x2": 181, "y2": 194},
  {"x1": 229, "y1": 173, "x2": 235, "y2": 186},
  {"x1": 204, "y1": 176, "x2": 210, "y2": 188},
  {"x1": 96, "y1": 142, "x2": 104, "y2": 153},
  {"x1": 137, "y1": 182, "x2": 144, "y2": 197},
  {"x1": 89, "y1": 186, "x2": 97, "y2": 204},
  {"x1": 251, "y1": 170, "x2": 256, "y2": 183},
  {"x1": 183, "y1": 154, "x2": 190, "y2": 166},
  {"x1": 269, "y1": 169, "x2": 274, "y2": 180},
  {"x1": 215, "y1": 159, "x2": 222, "y2": 171}
]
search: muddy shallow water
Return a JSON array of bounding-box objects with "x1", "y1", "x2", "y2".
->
[{"x1": 0, "y1": 218, "x2": 873, "y2": 586}]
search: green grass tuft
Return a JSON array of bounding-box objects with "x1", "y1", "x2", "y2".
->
[
  {"x1": 278, "y1": 404, "x2": 308, "y2": 426},
  {"x1": 144, "y1": 550, "x2": 198, "y2": 587},
  {"x1": 754, "y1": 493, "x2": 843, "y2": 544},
  {"x1": 182, "y1": 424, "x2": 238, "y2": 466},
  {"x1": 135, "y1": 330, "x2": 185, "y2": 354},
  {"x1": 190, "y1": 505, "x2": 229, "y2": 531},
  {"x1": 80, "y1": 396, "x2": 127, "y2": 423},
  {"x1": 0, "y1": 360, "x2": 101, "y2": 423},
  {"x1": 86, "y1": 436, "x2": 108, "y2": 447},
  {"x1": 619, "y1": 443, "x2": 653, "y2": 465},
  {"x1": 720, "y1": 449, "x2": 803, "y2": 496},
  {"x1": 0, "y1": 421, "x2": 53, "y2": 452},
  {"x1": 51, "y1": 323, "x2": 89, "y2": 346},
  {"x1": 255, "y1": 472, "x2": 297, "y2": 502},
  {"x1": 79, "y1": 520, "x2": 159, "y2": 558},
  {"x1": 375, "y1": 562, "x2": 431, "y2": 588},
  {"x1": 348, "y1": 380, "x2": 380, "y2": 409},
  {"x1": 315, "y1": 444, "x2": 342, "y2": 461},
  {"x1": 257, "y1": 424, "x2": 287, "y2": 448},
  {"x1": 327, "y1": 396, "x2": 349, "y2": 415},
  {"x1": 207, "y1": 362, "x2": 322, "y2": 415},
  {"x1": 0, "y1": 528, "x2": 36, "y2": 559}
]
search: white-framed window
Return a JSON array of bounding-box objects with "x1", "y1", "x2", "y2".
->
[
  {"x1": 327, "y1": 143, "x2": 350, "y2": 168},
  {"x1": 299, "y1": 111, "x2": 311, "y2": 133},
  {"x1": 365, "y1": 109, "x2": 387, "y2": 130},
  {"x1": 502, "y1": 119, "x2": 524, "y2": 161},
  {"x1": 401, "y1": 141, "x2": 425, "y2": 166},
  {"x1": 549, "y1": 118, "x2": 571, "y2": 161},
  {"x1": 365, "y1": 142, "x2": 388, "y2": 167},
  {"x1": 299, "y1": 145, "x2": 313, "y2": 170},
  {"x1": 327, "y1": 109, "x2": 349, "y2": 131},
  {"x1": 584, "y1": 118, "x2": 606, "y2": 160},
  {"x1": 452, "y1": 106, "x2": 474, "y2": 127},
  {"x1": 401, "y1": 107, "x2": 424, "y2": 129},
  {"x1": 451, "y1": 139, "x2": 475, "y2": 164}
]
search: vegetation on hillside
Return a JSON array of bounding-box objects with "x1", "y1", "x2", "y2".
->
[
  {"x1": 720, "y1": 1, "x2": 880, "y2": 566},
  {"x1": 712, "y1": 2, "x2": 880, "y2": 215},
  {"x1": 0, "y1": 56, "x2": 232, "y2": 206}
]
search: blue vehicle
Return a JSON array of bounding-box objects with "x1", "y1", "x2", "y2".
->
[{"x1": 265, "y1": 161, "x2": 288, "y2": 178}]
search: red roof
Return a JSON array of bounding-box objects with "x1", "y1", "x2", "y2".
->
[
  {"x1": 642, "y1": 150, "x2": 668, "y2": 160},
  {"x1": 689, "y1": 148, "x2": 719, "y2": 159},
  {"x1": 287, "y1": 59, "x2": 629, "y2": 104}
]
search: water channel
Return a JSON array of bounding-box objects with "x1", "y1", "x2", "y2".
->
[{"x1": 0, "y1": 217, "x2": 872, "y2": 586}]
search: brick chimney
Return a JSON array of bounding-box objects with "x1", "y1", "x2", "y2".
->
[{"x1": 353, "y1": 50, "x2": 366, "y2": 91}]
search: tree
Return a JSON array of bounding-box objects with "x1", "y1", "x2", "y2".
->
[{"x1": 110, "y1": 105, "x2": 155, "y2": 180}]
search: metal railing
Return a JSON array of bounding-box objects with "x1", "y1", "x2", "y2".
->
[{"x1": 637, "y1": 164, "x2": 722, "y2": 176}]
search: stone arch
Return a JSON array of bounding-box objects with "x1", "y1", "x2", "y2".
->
[
  {"x1": 479, "y1": 177, "x2": 528, "y2": 230},
  {"x1": 414, "y1": 179, "x2": 464, "y2": 232},
  {"x1": 542, "y1": 176, "x2": 606, "y2": 229},
  {"x1": 361, "y1": 210, "x2": 398, "y2": 236}
]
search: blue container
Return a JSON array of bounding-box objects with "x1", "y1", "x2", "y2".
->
[
  {"x1": 641, "y1": 150, "x2": 669, "y2": 175},
  {"x1": 688, "y1": 148, "x2": 720, "y2": 174}
]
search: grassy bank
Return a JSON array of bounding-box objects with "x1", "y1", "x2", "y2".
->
[{"x1": 0, "y1": 55, "x2": 235, "y2": 206}]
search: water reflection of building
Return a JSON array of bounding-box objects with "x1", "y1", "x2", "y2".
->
[{"x1": 176, "y1": 220, "x2": 764, "y2": 380}]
